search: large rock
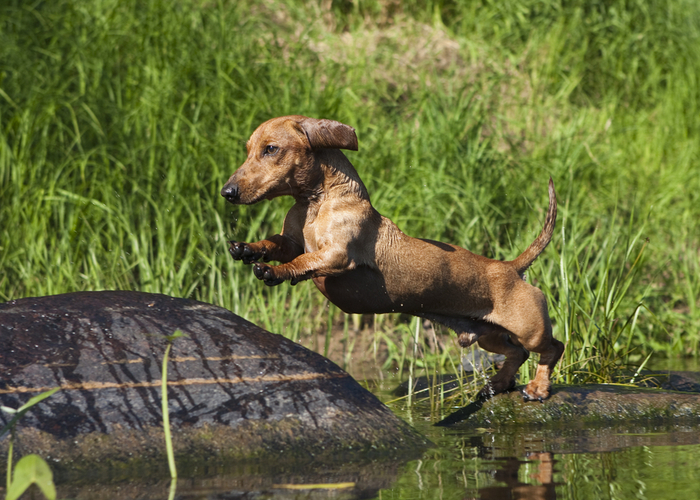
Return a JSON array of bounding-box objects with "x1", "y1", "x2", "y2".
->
[{"x1": 0, "y1": 291, "x2": 428, "y2": 469}]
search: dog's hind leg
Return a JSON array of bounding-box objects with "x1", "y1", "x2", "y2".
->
[
  {"x1": 475, "y1": 330, "x2": 530, "y2": 399},
  {"x1": 420, "y1": 314, "x2": 529, "y2": 399},
  {"x1": 489, "y1": 285, "x2": 563, "y2": 401},
  {"x1": 521, "y1": 335, "x2": 564, "y2": 401}
]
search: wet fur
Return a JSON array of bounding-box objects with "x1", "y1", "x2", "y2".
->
[{"x1": 221, "y1": 115, "x2": 564, "y2": 401}]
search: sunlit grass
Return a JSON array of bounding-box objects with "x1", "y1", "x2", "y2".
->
[{"x1": 1, "y1": 0, "x2": 699, "y2": 406}]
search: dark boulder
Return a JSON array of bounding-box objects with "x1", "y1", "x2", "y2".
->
[{"x1": 0, "y1": 291, "x2": 428, "y2": 468}]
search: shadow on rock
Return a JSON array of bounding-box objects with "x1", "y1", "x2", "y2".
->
[{"x1": 0, "y1": 291, "x2": 430, "y2": 480}]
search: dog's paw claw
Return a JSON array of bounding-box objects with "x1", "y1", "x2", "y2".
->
[
  {"x1": 522, "y1": 386, "x2": 549, "y2": 402},
  {"x1": 228, "y1": 241, "x2": 246, "y2": 259},
  {"x1": 253, "y1": 263, "x2": 284, "y2": 286},
  {"x1": 228, "y1": 241, "x2": 242, "y2": 259},
  {"x1": 252, "y1": 262, "x2": 266, "y2": 279},
  {"x1": 228, "y1": 241, "x2": 263, "y2": 264}
]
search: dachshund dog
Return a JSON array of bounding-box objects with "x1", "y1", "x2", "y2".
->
[{"x1": 221, "y1": 115, "x2": 563, "y2": 401}]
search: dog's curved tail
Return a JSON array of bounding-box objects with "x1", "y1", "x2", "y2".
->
[{"x1": 510, "y1": 178, "x2": 557, "y2": 277}]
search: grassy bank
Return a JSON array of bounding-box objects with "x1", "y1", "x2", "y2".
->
[{"x1": 1, "y1": 0, "x2": 699, "y2": 395}]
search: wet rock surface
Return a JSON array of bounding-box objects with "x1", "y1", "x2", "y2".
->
[
  {"x1": 0, "y1": 291, "x2": 429, "y2": 467},
  {"x1": 445, "y1": 381, "x2": 700, "y2": 427},
  {"x1": 655, "y1": 370, "x2": 700, "y2": 392}
]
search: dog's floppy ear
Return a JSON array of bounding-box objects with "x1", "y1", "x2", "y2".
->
[{"x1": 297, "y1": 117, "x2": 358, "y2": 151}]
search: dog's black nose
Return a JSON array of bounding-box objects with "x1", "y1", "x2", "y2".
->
[{"x1": 221, "y1": 184, "x2": 239, "y2": 203}]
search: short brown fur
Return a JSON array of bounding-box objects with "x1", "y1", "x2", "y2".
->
[{"x1": 221, "y1": 115, "x2": 564, "y2": 401}]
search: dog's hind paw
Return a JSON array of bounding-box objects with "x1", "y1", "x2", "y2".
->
[
  {"x1": 458, "y1": 332, "x2": 478, "y2": 348},
  {"x1": 522, "y1": 382, "x2": 551, "y2": 402},
  {"x1": 476, "y1": 378, "x2": 515, "y2": 400},
  {"x1": 522, "y1": 392, "x2": 545, "y2": 403}
]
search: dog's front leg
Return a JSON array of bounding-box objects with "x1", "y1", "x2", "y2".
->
[
  {"x1": 228, "y1": 235, "x2": 304, "y2": 265},
  {"x1": 252, "y1": 248, "x2": 352, "y2": 286},
  {"x1": 229, "y1": 205, "x2": 306, "y2": 264}
]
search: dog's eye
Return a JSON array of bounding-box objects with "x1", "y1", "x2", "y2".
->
[{"x1": 263, "y1": 145, "x2": 279, "y2": 156}]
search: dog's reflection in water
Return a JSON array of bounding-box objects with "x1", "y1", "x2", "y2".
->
[{"x1": 473, "y1": 452, "x2": 557, "y2": 500}]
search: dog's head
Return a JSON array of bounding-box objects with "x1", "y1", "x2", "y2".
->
[{"x1": 221, "y1": 115, "x2": 358, "y2": 204}]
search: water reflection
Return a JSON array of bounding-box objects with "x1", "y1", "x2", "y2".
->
[
  {"x1": 43, "y1": 420, "x2": 700, "y2": 499},
  {"x1": 391, "y1": 419, "x2": 700, "y2": 500},
  {"x1": 450, "y1": 431, "x2": 558, "y2": 500},
  {"x1": 53, "y1": 457, "x2": 410, "y2": 499},
  {"x1": 474, "y1": 453, "x2": 557, "y2": 500}
]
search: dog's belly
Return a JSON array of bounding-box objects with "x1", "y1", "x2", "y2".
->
[
  {"x1": 311, "y1": 240, "x2": 497, "y2": 317},
  {"x1": 312, "y1": 265, "x2": 479, "y2": 316},
  {"x1": 312, "y1": 267, "x2": 396, "y2": 314}
]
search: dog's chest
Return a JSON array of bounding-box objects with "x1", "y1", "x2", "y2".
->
[
  {"x1": 300, "y1": 210, "x2": 336, "y2": 254},
  {"x1": 302, "y1": 223, "x2": 320, "y2": 254}
]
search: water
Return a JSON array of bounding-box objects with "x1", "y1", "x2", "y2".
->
[
  {"x1": 380, "y1": 417, "x2": 700, "y2": 499},
  {"x1": 46, "y1": 371, "x2": 700, "y2": 499},
  {"x1": 63, "y1": 423, "x2": 700, "y2": 499},
  {"x1": 368, "y1": 368, "x2": 700, "y2": 500}
]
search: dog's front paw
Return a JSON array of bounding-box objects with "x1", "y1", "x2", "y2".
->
[
  {"x1": 228, "y1": 241, "x2": 266, "y2": 264},
  {"x1": 252, "y1": 262, "x2": 285, "y2": 286}
]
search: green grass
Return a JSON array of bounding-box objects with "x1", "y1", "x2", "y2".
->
[{"x1": 1, "y1": 0, "x2": 699, "y2": 398}]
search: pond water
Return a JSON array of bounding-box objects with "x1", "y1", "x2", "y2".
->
[
  {"x1": 365, "y1": 372, "x2": 700, "y2": 500},
  {"x1": 382, "y1": 415, "x2": 700, "y2": 500},
  {"x1": 48, "y1": 369, "x2": 700, "y2": 499}
]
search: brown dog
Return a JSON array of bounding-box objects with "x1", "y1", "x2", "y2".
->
[{"x1": 221, "y1": 115, "x2": 564, "y2": 401}]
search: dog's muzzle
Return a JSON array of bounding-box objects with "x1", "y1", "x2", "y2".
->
[{"x1": 221, "y1": 184, "x2": 240, "y2": 204}]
